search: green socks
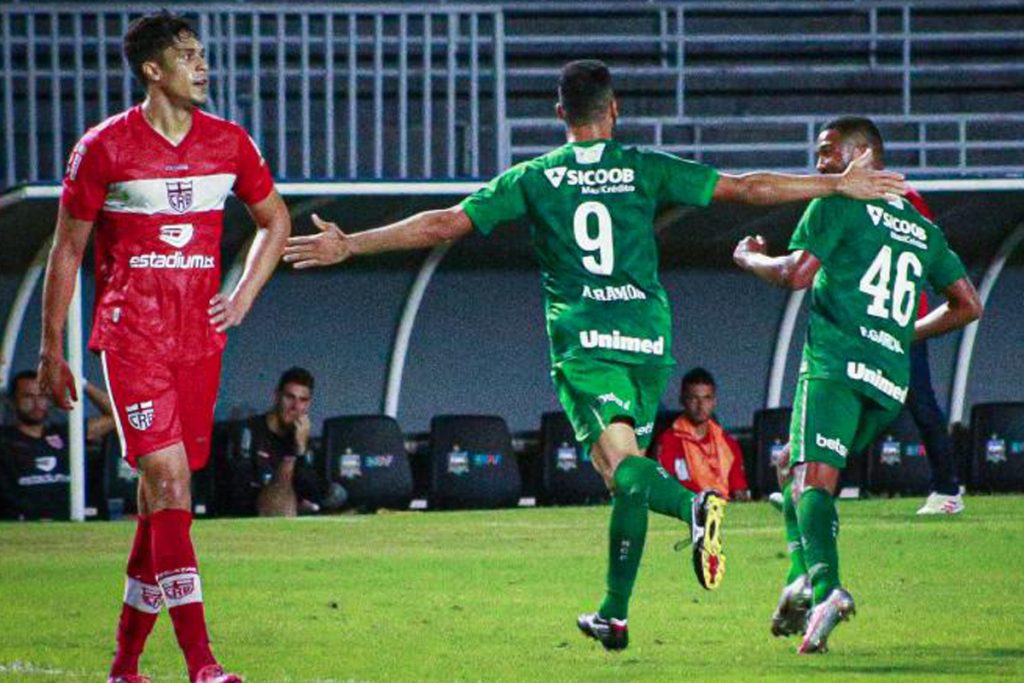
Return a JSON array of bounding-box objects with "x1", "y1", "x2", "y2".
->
[
  {"x1": 647, "y1": 463, "x2": 695, "y2": 524},
  {"x1": 781, "y1": 480, "x2": 807, "y2": 585},
  {"x1": 796, "y1": 487, "x2": 840, "y2": 604},
  {"x1": 598, "y1": 456, "x2": 653, "y2": 621}
]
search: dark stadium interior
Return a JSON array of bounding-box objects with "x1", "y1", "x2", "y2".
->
[{"x1": 1, "y1": 0, "x2": 1021, "y2": 470}]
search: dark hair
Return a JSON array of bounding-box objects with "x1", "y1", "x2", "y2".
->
[
  {"x1": 123, "y1": 10, "x2": 197, "y2": 84},
  {"x1": 8, "y1": 370, "x2": 38, "y2": 399},
  {"x1": 276, "y1": 366, "x2": 315, "y2": 394},
  {"x1": 681, "y1": 367, "x2": 716, "y2": 391},
  {"x1": 822, "y1": 116, "x2": 885, "y2": 162},
  {"x1": 558, "y1": 60, "x2": 615, "y2": 126}
]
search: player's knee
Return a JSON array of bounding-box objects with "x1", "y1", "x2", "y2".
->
[{"x1": 612, "y1": 455, "x2": 655, "y2": 497}]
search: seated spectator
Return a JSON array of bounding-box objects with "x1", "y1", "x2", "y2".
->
[
  {"x1": 0, "y1": 370, "x2": 115, "y2": 520},
  {"x1": 241, "y1": 367, "x2": 344, "y2": 516},
  {"x1": 655, "y1": 367, "x2": 751, "y2": 501}
]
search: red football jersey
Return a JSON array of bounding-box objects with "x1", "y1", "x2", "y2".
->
[
  {"x1": 61, "y1": 105, "x2": 274, "y2": 361},
  {"x1": 905, "y1": 186, "x2": 936, "y2": 318}
]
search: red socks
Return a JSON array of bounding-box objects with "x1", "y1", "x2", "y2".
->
[
  {"x1": 110, "y1": 510, "x2": 218, "y2": 681},
  {"x1": 110, "y1": 515, "x2": 162, "y2": 677},
  {"x1": 150, "y1": 509, "x2": 217, "y2": 681}
]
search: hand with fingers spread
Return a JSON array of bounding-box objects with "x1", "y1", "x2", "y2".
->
[
  {"x1": 37, "y1": 353, "x2": 78, "y2": 411},
  {"x1": 283, "y1": 213, "x2": 351, "y2": 269},
  {"x1": 836, "y1": 149, "x2": 906, "y2": 200},
  {"x1": 208, "y1": 292, "x2": 252, "y2": 333}
]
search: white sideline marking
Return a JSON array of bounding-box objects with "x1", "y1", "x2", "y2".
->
[{"x1": 0, "y1": 661, "x2": 178, "y2": 680}]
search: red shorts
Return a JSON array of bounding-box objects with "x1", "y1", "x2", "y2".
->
[{"x1": 101, "y1": 350, "x2": 222, "y2": 471}]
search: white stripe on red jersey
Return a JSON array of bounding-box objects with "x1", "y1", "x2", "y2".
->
[{"x1": 104, "y1": 173, "x2": 237, "y2": 215}]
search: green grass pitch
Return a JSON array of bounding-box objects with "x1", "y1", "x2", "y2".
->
[{"x1": 1, "y1": 497, "x2": 1022, "y2": 682}]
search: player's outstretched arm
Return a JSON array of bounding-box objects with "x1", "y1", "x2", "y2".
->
[
  {"x1": 283, "y1": 205, "x2": 474, "y2": 269},
  {"x1": 914, "y1": 277, "x2": 983, "y2": 341},
  {"x1": 38, "y1": 206, "x2": 94, "y2": 410},
  {"x1": 733, "y1": 236, "x2": 821, "y2": 289},
  {"x1": 712, "y1": 150, "x2": 906, "y2": 205},
  {"x1": 209, "y1": 189, "x2": 291, "y2": 333}
]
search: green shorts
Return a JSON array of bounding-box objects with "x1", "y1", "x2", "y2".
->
[
  {"x1": 790, "y1": 377, "x2": 901, "y2": 470},
  {"x1": 551, "y1": 358, "x2": 671, "y2": 451}
]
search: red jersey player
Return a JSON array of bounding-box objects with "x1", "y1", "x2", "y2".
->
[{"x1": 37, "y1": 12, "x2": 289, "y2": 683}]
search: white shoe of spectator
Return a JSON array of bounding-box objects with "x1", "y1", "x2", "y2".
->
[{"x1": 916, "y1": 492, "x2": 965, "y2": 515}]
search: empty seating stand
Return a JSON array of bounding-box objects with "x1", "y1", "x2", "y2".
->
[
  {"x1": 322, "y1": 415, "x2": 414, "y2": 512},
  {"x1": 428, "y1": 415, "x2": 521, "y2": 510},
  {"x1": 537, "y1": 412, "x2": 608, "y2": 506},
  {"x1": 865, "y1": 408, "x2": 932, "y2": 496},
  {"x1": 970, "y1": 402, "x2": 1024, "y2": 492}
]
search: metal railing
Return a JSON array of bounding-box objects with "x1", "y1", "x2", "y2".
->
[
  {"x1": 0, "y1": 3, "x2": 506, "y2": 188},
  {"x1": 1, "y1": 1, "x2": 1022, "y2": 192},
  {"x1": 509, "y1": 113, "x2": 1024, "y2": 177}
]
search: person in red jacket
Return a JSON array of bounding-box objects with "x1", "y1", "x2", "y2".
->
[{"x1": 655, "y1": 368, "x2": 751, "y2": 501}]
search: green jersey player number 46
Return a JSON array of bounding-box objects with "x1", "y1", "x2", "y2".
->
[
  {"x1": 733, "y1": 144, "x2": 981, "y2": 654},
  {"x1": 284, "y1": 60, "x2": 906, "y2": 651}
]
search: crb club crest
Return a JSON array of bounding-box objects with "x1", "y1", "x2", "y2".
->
[
  {"x1": 165, "y1": 180, "x2": 194, "y2": 213},
  {"x1": 126, "y1": 401, "x2": 155, "y2": 431},
  {"x1": 141, "y1": 585, "x2": 164, "y2": 610},
  {"x1": 163, "y1": 575, "x2": 196, "y2": 601}
]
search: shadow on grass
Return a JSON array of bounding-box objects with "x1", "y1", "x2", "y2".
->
[{"x1": 771, "y1": 645, "x2": 1024, "y2": 677}]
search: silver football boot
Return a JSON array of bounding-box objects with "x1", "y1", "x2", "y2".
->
[
  {"x1": 770, "y1": 574, "x2": 812, "y2": 637},
  {"x1": 798, "y1": 587, "x2": 856, "y2": 654}
]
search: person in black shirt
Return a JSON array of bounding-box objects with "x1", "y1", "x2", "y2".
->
[
  {"x1": 0, "y1": 369, "x2": 115, "y2": 520},
  {"x1": 241, "y1": 367, "x2": 341, "y2": 516}
]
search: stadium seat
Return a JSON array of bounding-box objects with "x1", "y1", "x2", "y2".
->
[
  {"x1": 753, "y1": 408, "x2": 792, "y2": 495},
  {"x1": 865, "y1": 408, "x2": 932, "y2": 496},
  {"x1": 537, "y1": 412, "x2": 608, "y2": 505},
  {"x1": 428, "y1": 415, "x2": 521, "y2": 509},
  {"x1": 970, "y1": 402, "x2": 1024, "y2": 492},
  {"x1": 210, "y1": 420, "x2": 258, "y2": 517},
  {"x1": 322, "y1": 415, "x2": 414, "y2": 511}
]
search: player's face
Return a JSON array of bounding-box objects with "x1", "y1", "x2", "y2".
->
[
  {"x1": 155, "y1": 34, "x2": 208, "y2": 108},
  {"x1": 681, "y1": 383, "x2": 716, "y2": 425},
  {"x1": 12, "y1": 377, "x2": 51, "y2": 426},
  {"x1": 815, "y1": 129, "x2": 856, "y2": 175},
  {"x1": 274, "y1": 382, "x2": 312, "y2": 428}
]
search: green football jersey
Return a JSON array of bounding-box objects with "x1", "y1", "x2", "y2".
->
[
  {"x1": 461, "y1": 139, "x2": 719, "y2": 368},
  {"x1": 790, "y1": 194, "x2": 967, "y2": 409}
]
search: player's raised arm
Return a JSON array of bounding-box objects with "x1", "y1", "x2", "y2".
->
[
  {"x1": 209, "y1": 189, "x2": 290, "y2": 332},
  {"x1": 37, "y1": 205, "x2": 94, "y2": 410},
  {"x1": 914, "y1": 277, "x2": 983, "y2": 341},
  {"x1": 283, "y1": 205, "x2": 474, "y2": 269},
  {"x1": 712, "y1": 150, "x2": 905, "y2": 205},
  {"x1": 732, "y1": 236, "x2": 821, "y2": 290}
]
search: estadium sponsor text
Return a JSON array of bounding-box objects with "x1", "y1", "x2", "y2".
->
[{"x1": 129, "y1": 252, "x2": 215, "y2": 269}]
